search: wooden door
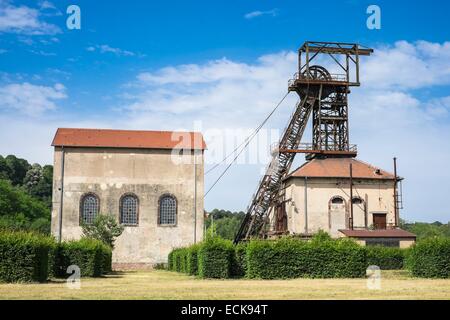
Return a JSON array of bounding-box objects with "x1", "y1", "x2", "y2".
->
[{"x1": 373, "y1": 214, "x2": 387, "y2": 230}]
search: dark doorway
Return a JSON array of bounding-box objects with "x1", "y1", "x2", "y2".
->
[
  {"x1": 274, "y1": 202, "x2": 287, "y2": 233},
  {"x1": 373, "y1": 214, "x2": 387, "y2": 230}
]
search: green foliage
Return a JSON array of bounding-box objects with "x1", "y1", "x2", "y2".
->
[
  {"x1": 205, "y1": 209, "x2": 245, "y2": 240},
  {"x1": 366, "y1": 246, "x2": 406, "y2": 270},
  {"x1": 310, "y1": 230, "x2": 333, "y2": 243},
  {"x1": 401, "y1": 219, "x2": 450, "y2": 240},
  {"x1": 1, "y1": 155, "x2": 31, "y2": 186},
  {"x1": 186, "y1": 244, "x2": 200, "y2": 275},
  {"x1": 0, "y1": 230, "x2": 55, "y2": 283},
  {"x1": 198, "y1": 237, "x2": 234, "y2": 279},
  {"x1": 170, "y1": 247, "x2": 189, "y2": 273},
  {"x1": 231, "y1": 242, "x2": 247, "y2": 278},
  {"x1": 0, "y1": 179, "x2": 50, "y2": 234},
  {"x1": 407, "y1": 237, "x2": 450, "y2": 278},
  {"x1": 23, "y1": 164, "x2": 53, "y2": 208},
  {"x1": 81, "y1": 214, "x2": 124, "y2": 249},
  {"x1": 52, "y1": 238, "x2": 112, "y2": 278},
  {"x1": 247, "y1": 237, "x2": 367, "y2": 279}
]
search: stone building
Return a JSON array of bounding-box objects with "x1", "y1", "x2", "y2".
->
[
  {"x1": 282, "y1": 157, "x2": 415, "y2": 248},
  {"x1": 51, "y1": 128, "x2": 206, "y2": 268}
]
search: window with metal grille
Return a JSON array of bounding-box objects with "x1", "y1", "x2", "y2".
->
[
  {"x1": 120, "y1": 194, "x2": 138, "y2": 225},
  {"x1": 80, "y1": 193, "x2": 99, "y2": 224},
  {"x1": 159, "y1": 195, "x2": 177, "y2": 225},
  {"x1": 331, "y1": 196, "x2": 344, "y2": 205}
]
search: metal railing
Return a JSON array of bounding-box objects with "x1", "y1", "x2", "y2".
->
[
  {"x1": 288, "y1": 72, "x2": 348, "y2": 87},
  {"x1": 271, "y1": 142, "x2": 357, "y2": 154}
]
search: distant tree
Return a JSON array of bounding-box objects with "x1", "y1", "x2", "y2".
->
[
  {"x1": 401, "y1": 219, "x2": 450, "y2": 240},
  {"x1": 81, "y1": 214, "x2": 124, "y2": 249},
  {"x1": 0, "y1": 179, "x2": 50, "y2": 234},
  {"x1": 23, "y1": 164, "x2": 53, "y2": 207},
  {"x1": 205, "y1": 209, "x2": 246, "y2": 240},
  {"x1": 4, "y1": 155, "x2": 31, "y2": 186},
  {"x1": 0, "y1": 156, "x2": 12, "y2": 180}
]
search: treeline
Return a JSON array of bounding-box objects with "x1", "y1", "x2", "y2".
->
[
  {"x1": 205, "y1": 209, "x2": 450, "y2": 242},
  {"x1": 401, "y1": 220, "x2": 450, "y2": 240},
  {"x1": 0, "y1": 155, "x2": 53, "y2": 234},
  {"x1": 205, "y1": 209, "x2": 245, "y2": 240}
]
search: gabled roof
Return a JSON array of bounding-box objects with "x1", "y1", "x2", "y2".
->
[
  {"x1": 52, "y1": 128, "x2": 207, "y2": 150},
  {"x1": 339, "y1": 229, "x2": 416, "y2": 239},
  {"x1": 285, "y1": 157, "x2": 396, "y2": 181}
]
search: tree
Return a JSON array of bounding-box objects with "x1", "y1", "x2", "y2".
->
[
  {"x1": 204, "y1": 209, "x2": 246, "y2": 240},
  {"x1": 4, "y1": 155, "x2": 31, "y2": 186},
  {"x1": 23, "y1": 164, "x2": 53, "y2": 208},
  {"x1": 0, "y1": 179, "x2": 50, "y2": 234},
  {"x1": 81, "y1": 214, "x2": 124, "y2": 249},
  {"x1": 0, "y1": 156, "x2": 12, "y2": 180}
]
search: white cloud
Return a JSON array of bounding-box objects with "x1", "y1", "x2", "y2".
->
[
  {"x1": 361, "y1": 40, "x2": 450, "y2": 89},
  {"x1": 0, "y1": 0, "x2": 60, "y2": 35},
  {"x1": 0, "y1": 82, "x2": 67, "y2": 115},
  {"x1": 86, "y1": 44, "x2": 137, "y2": 57},
  {"x1": 244, "y1": 9, "x2": 278, "y2": 19}
]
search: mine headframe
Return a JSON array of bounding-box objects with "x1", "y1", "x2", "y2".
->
[{"x1": 234, "y1": 41, "x2": 373, "y2": 244}]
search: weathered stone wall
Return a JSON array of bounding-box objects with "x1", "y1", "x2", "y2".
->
[
  {"x1": 51, "y1": 147, "x2": 204, "y2": 264},
  {"x1": 285, "y1": 177, "x2": 396, "y2": 237}
]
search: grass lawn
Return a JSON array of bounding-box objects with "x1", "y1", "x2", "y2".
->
[{"x1": 0, "y1": 270, "x2": 449, "y2": 300}]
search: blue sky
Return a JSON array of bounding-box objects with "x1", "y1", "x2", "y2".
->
[{"x1": 1, "y1": 0, "x2": 450, "y2": 222}]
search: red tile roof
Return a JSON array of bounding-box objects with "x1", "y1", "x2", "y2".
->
[
  {"x1": 285, "y1": 158, "x2": 396, "y2": 180},
  {"x1": 339, "y1": 229, "x2": 416, "y2": 239},
  {"x1": 52, "y1": 128, "x2": 206, "y2": 150}
]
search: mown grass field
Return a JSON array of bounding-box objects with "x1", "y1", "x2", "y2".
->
[{"x1": 0, "y1": 270, "x2": 449, "y2": 300}]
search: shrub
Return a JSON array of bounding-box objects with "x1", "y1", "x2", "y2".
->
[
  {"x1": 0, "y1": 230, "x2": 54, "y2": 283},
  {"x1": 171, "y1": 248, "x2": 189, "y2": 273},
  {"x1": 186, "y1": 244, "x2": 200, "y2": 275},
  {"x1": 366, "y1": 246, "x2": 406, "y2": 270},
  {"x1": 81, "y1": 214, "x2": 124, "y2": 249},
  {"x1": 407, "y1": 237, "x2": 450, "y2": 278},
  {"x1": 247, "y1": 237, "x2": 367, "y2": 279},
  {"x1": 167, "y1": 250, "x2": 174, "y2": 271},
  {"x1": 198, "y1": 237, "x2": 234, "y2": 279},
  {"x1": 52, "y1": 238, "x2": 112, "y2": 278},
  {"x1": 231, "y1": 242, "x2": 247, "y2": 278}
]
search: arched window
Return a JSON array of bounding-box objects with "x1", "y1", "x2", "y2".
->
[
  {"x1": 331, "y1": 196, "x2": 344, "y2": 205},
  {"x1": 352, "y1": 197, "x2": 363, "y2": 205},
  {"x1": 120, "y1": 194, "x2": 139, "y2": 226},
  {"x1": 80, "y1": 193, "x2": 99, "y2": 225},
  {"x1": 159, "y1": 194, "x2": 177, "y2": 225}
]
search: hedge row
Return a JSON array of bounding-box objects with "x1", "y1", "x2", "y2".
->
[
  {"x1": 168, "y1": 236, "x2": 450, "y2": 279},
  {"x1": 247, "y1": 238, "x2": 367, "y2": 279},
  {"x1": 168, "y1": 237, "x2": 237, "y2": 279},
  {"x1": 366, "y1": 246, "x2": 406, "y2": 270},
  {"x1": 168, "y1": 237, "x2": 368, "y2": 279},
  {"x1": 0, "y1": 231, "x2": 54, "y2": 282},
  {"x1": 0, "y1": 231, "x2": 112, "y2": 283},
  {"x1": 51, "y1": 238, "x2": 112, "y2": 278},
  {"x1": 407, "y1": 237, "x2": 450, "y2": 278}
]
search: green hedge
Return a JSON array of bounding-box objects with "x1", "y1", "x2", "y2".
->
[
  {"x1": 186, "y1": 244, "x2": 200, "y2": 275},
  {"x1": 366, "y1": 246, "x2": 406, "y2": 270},
  {"x1": 247, "y1": 238, "x2": 367, "y2": 279},
  {"x1": 231, "y1": 242, "x2": 247, "y2": 278},
  {"x1": 170, "y1": 248, "x2": 188, "y2": 273},
  {"x1": 407, "y1": 237, "x2": 450, "y2": 278},
  {"x1": 198, "y1": 237, "x2": 234, "y2": 279},
  {"x1": 0, "y1": 231, "x2": 54, "y2": 283},
  {"x1": 52, "y1": 238, "x2": 112, "y2": 278}
]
